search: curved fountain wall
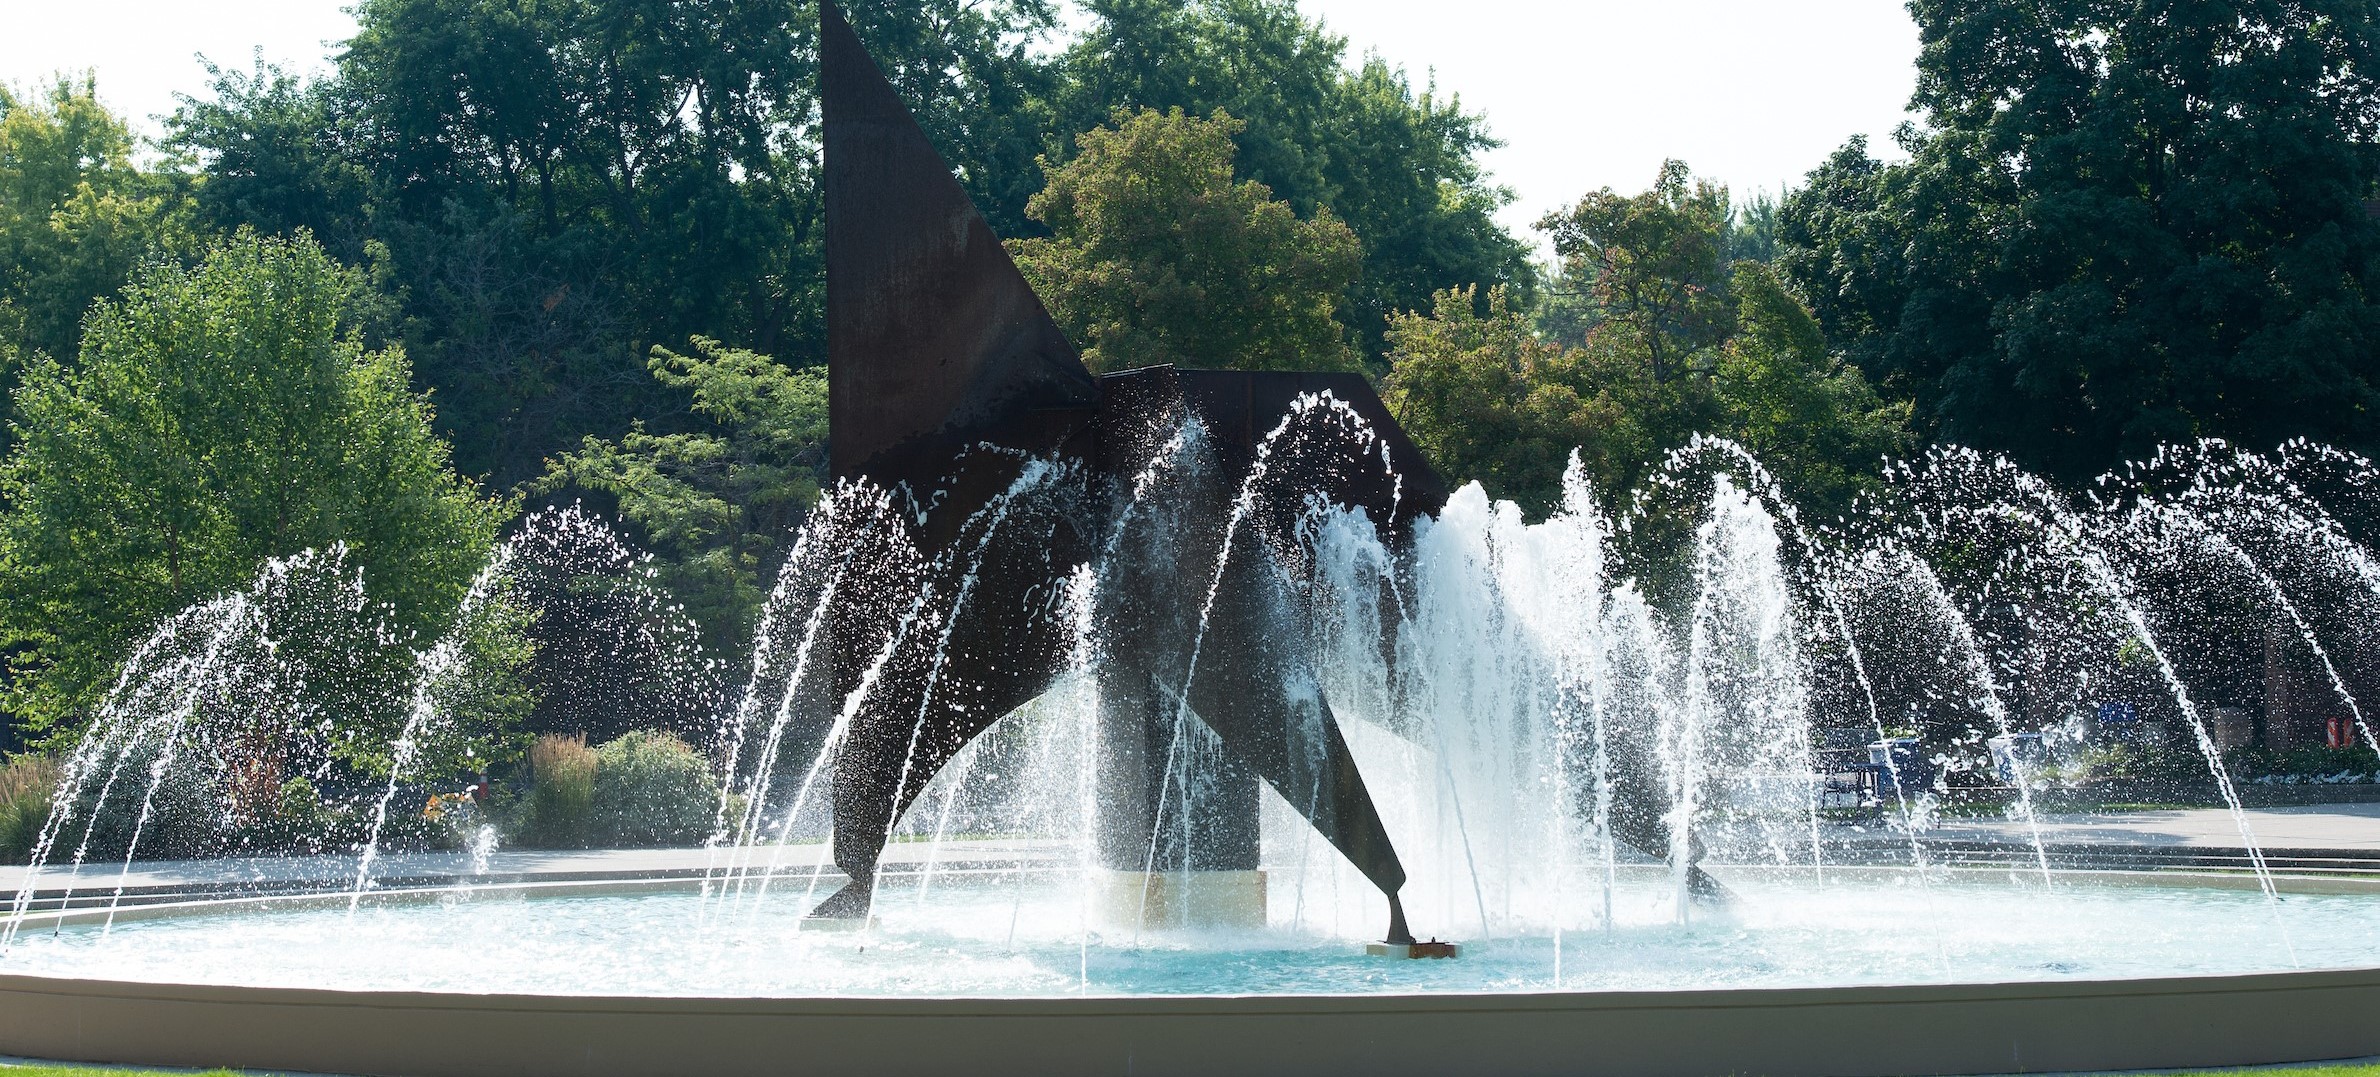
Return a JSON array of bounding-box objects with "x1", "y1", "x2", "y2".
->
[{"x1": 3, "y1": 953, "x2": 2378, "y2": 1077}]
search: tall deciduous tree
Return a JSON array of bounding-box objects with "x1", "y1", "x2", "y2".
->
[
  {"x1": 1053, "y1": 0, "x2": 1533, "y2": 366},
  {"x1": 1537, "y1": 160, "x2": 1737, "y2": 380},
  {"x1": 1010, "y1": 107, "x2": 1363, "y2": 373},
  {"x1": 1390, "y1": 164, "x2": 1909, "y2": 519},
  {"x1": 167, "y1": 58, "x2": 377, "y2": 262},
  {"x1": 0, "y1": 77, "x2": 198, "y2": 387},
  {"x1": 1714, "y1": 261, "x2": 1912, "y2": 514},
  {"x1": 0, "y1": 232, "x2": 505, "y2": 737},
  {"x1": 170, "y1": 0, "x2": 1060, "y2": 488},
  {"x1": 1779, "y1": 0, "x2": 2380, "y2": 480},
  {"x1": 541, "y1": 337, "x2": 828, "y2": 654},
  {"x1": 1382, "y1": 286, "x2": 1640, "y2": 516}
]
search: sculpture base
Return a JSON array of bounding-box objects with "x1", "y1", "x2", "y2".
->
[
  {"x1": 1093, "y1": 870, "x2": 1267, "y2": 933},
  {"x1": 1367, "y1": 940, "x2": 1461, "y2": 960},
  {"x1": 797, "y1": 915, "x2": 872, "y2": 933}
]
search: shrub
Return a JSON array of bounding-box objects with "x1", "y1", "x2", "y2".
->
[
  {"x1": 2230, "y1": 745, "x2": 2380, "y2": 782},
  {"x1": 513, "y1": 734, "x2": 597, "y2": 848},
  {"x1": 55, "y1": 740, "x2": 218, "y2": 861},
  {"x1": 228, "y1": 775, "x2": 363, "y2": 856},
  {"x1": 589, "y1": 731, "x2": 718, "y2": 848},
  {"x1": 0, "y1": 755, "x2": 63, "y2": 864}
]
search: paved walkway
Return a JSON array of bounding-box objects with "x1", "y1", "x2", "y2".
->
[{"x1": 1917, "y1": 802, "x2": 2380, "y2": 852}]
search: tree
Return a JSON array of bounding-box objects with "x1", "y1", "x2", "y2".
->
[
  {"x1": 1726, "y1": 189, "x2": 1781, "y2": 265},
  {"x1": 1388, "y1": 163, "x2": 1911, "y2": 519},
  {"x1": 1714, "y1": 262, "x2": 1911, "y2": 516},
  {"x1": 1010, "y1": 107, "x2": 1363, "y2": 373},
  {"x1": 0, "y1": 76, "x2": 198, "y2": 386},
  {"x1": 1778, "y1": 0, "x2": 2380, "y2": 480},
  {"x1": 170, "y1": 0, "x2": 1064, "y2": 489},
  {"x1": 166, "y1": 57, "x2": 377, "y2": 262},
  {"x1": 1537, "y1": 160, "x2": 1736, "y2": 380},
  {"x1": 540, "y1": 338, "x2": 828, "y2": 655},
  {"x1": 0, "y1": 232, "x2": 506, "y2": 738},
  {"x1": 164, "y1": 0, "x2": 1531, "y2": 479},
  {"x1": 1052, "y1": 0, "x2": 1533, "y2": 365},
  {"x1": 1381, "y1": 286, "x2": 1639, "y2": 517}
]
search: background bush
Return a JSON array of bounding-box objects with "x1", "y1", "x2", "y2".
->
[{"x1": 589, "y1": 731, "x2": 718, "y2": 849}]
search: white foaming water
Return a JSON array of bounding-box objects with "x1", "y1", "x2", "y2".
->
[
  {"x1": 1263, "y1": 464, "x2": 1818, "y2": 942},
  {"x1": 349, "y1": 549, "x2": 517, "y2": 910}
]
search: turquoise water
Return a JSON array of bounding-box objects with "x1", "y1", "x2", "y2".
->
[{"x1": 1, "y1": 873, "x2": 2370, "y2": 998}]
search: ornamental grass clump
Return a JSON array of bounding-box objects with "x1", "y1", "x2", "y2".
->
[
  {"x1": 0, "y1": 755, "x2": 63, "y2": 864},
  {"x1": 515, "y1": 734, "x2": 598, "y2": 848}
]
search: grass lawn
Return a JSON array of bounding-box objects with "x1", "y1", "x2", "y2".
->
[
  {"x1": 2, "y1": 1063, "x2": 2376, "y2": 1076},
  {"x1": 0, "y1": 1069, "x2": 245, "y2": 1076}
]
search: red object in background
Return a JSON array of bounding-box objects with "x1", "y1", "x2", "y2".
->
[{"x1": 2329, "y1": 716, "x2": 2352, "y2": 748}]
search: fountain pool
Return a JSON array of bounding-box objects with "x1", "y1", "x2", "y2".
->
[
  {"x1": 4, "y1": 870, "x2": 2380, "y2": 1077},
  {"x1": 1, "y1": 871, "x2": 2369, "y2": 998}
]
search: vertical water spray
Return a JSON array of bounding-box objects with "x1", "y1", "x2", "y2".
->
[
  {"x1": 861, "y1": 460, "x2": 1067, "y2": 927},
  {"x1": 1826, "y1": 549, "x2": 1938, "y2": 880},
  {"x1": 1894, "y1": 554, "x2": 2056, "y2": 884},
  {"x1": 1134, "y1": 403, "x2": 1312, "y2": 939},
  {"x1": 1669, "y1": 475, "x2": 1810, "y2": 916},
  {"x1": 348, "y1": 550, "x2": 517, "y2": 912},
  {"x1": 100, "y1": 596, "x2": 259, "y2": 933},
  {"x1": 701, "y1": 487, "x2": 902, "y2": 915},
  {"x1": 2159, "y1": 506, "x2": 2379, "y2": 756}
]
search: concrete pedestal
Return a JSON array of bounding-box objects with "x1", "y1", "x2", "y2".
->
[{"x1": 1092, "y1": 869, "x2": 1267, "y2": 933}]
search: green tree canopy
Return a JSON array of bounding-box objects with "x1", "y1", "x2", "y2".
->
[
  {"x1": 1010, "y1": 107, "x2": 1363, "y2": 373},
  {"x1": 0, "y1": 232, "x2": 505, "y2": 736},
  {"x1": 1778, "y1": 0, "x2": 2380, "y2": 480},
  {"x1": 151, "y1": 0, "x2": 1535, "y2": 484},
  {"x1": 1388, "y1": 164, "x2": 1910, "y2": 519},
  {"x1": 1537, "y1": 160, "x2": 1739, "y2": 377},
  {"x1": 169, "y1": 0, "x2": 1059, "y2": 488},
  {"x1": 1053, "y1": 0, "x2": 1533, "y2": 365},
  {"x1": 1382, "y1": 286, "x2": 1639, "y2": 516},
  {"x1": 540, "y1": 337, "x2": 827, "y2": 655},
  {"x1": 167, "y1": 57, "x2": 376, "y2": 257},
  {"x1": 1713, "y1": 261, "x2": 1912, "y2": 515},
  {"x1": 0, "y1": 76, "x2": 198, "y2": 384}
]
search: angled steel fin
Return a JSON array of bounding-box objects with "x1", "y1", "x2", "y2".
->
[{"x1": 822, "y1": 0, "x2": 1099, "y2": 480}]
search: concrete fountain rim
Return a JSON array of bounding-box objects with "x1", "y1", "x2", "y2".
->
[
  {"x1": 9, "y1": 859, "x2": 2380, "y2": 931},
  {"x1": 0, "y1": 858, "x2": 2368, "y2": 915},
  {"x1": 0, "y1": 958, "x2": 2375, "y2": 1077}
]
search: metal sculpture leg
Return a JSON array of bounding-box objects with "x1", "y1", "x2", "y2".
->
[{"x1": 1185, "y1": 554, "x2": 1415, "y2": 943}]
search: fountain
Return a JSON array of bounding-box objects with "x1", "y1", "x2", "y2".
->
[{"x1": 3, "y1": 6, "x2": 2380, "y2": 1075}]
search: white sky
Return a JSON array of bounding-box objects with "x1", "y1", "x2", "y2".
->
[{"x1": 1, "y1": 0, "x2": 1921, "y2": 248}]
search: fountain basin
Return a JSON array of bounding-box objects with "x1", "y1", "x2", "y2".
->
[{"x1": 2, "y1": 869, "x2": 2378, "y2": 1075}]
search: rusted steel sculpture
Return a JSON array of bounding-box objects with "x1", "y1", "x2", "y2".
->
[{"x1": 806, "y1": 1, "x2": 1722, "y2": 940}]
